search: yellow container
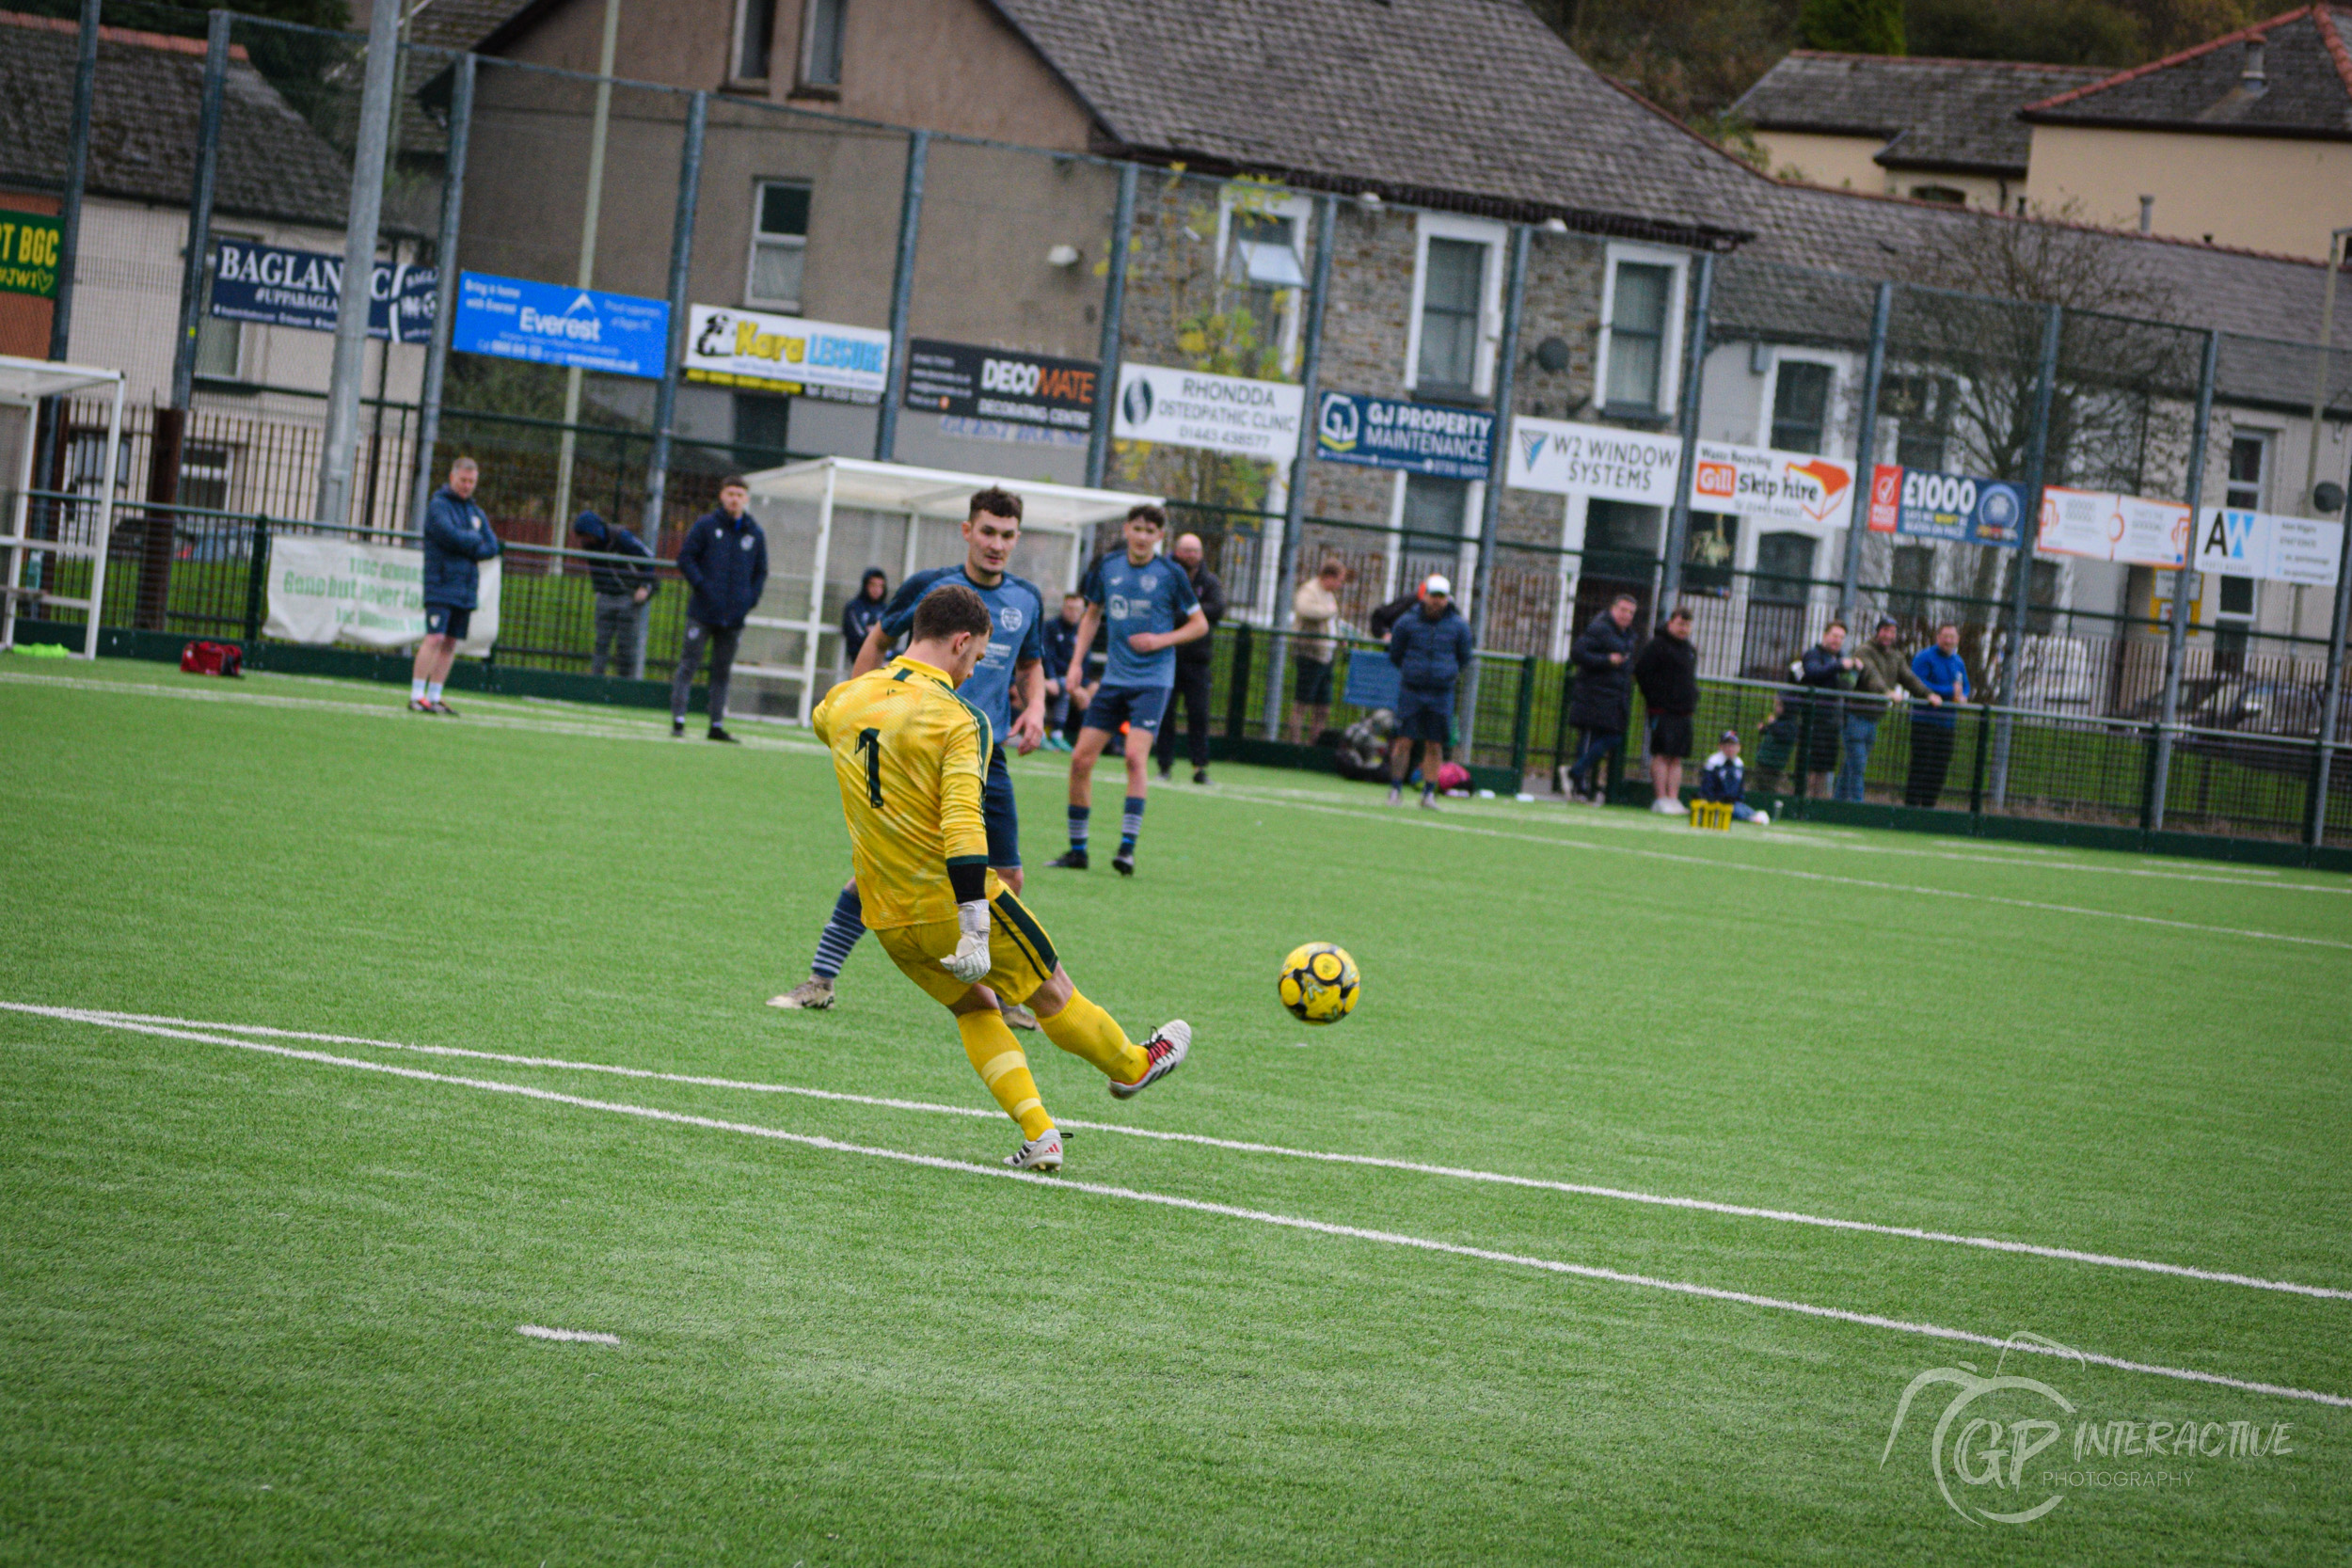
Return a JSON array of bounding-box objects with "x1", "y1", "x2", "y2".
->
[{"x1": 1689, "y1": 800, "x2": 1733, "y2": 831}]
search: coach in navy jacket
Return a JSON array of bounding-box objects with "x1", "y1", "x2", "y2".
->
[
  {"x1": 669, "y1": 477, "x2": 769, "y2": 741},
  {"x1": 421, "y1": 477, "x2": 501, "y2": 611},
  {"x1": 1387, "y1": 594, "x2": 1474, "y2": 700}
]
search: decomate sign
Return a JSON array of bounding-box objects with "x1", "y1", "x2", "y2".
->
[
  {"x1": 1112, "y1": 364, "x2": 1303, "y2": 463},
  {"x1": 264, "y1": 536, "x2": 499, "y2": 655}
]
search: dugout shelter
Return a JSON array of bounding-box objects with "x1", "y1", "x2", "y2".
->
[
  {"x1": 738, "y1": 456, "x2": 1162, "y2": 722},
  {"x1": 0, "y1": 356, "x2": 125, "y2": 660}
]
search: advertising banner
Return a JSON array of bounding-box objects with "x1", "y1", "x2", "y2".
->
[
  {"x1": 2036, "y1": 485, "x2": 2189, "y2": 567},
  {"x1": 1113, "y1": 363, "x2": 1303, "y2": 463},
  {"x1": 1688, "y1": 441, "x2": 1855, "y2": 532},
  {"x1": 685, "y1": 304, "x2": 890, "y2": 403},
  {"x1": 264, "y1": 535, "x2": 500, "y2": 655},
  {"x1": 453, "y1": 273, "x2": 669, "y2": 378},
  {"x1": 208, "y1": 240, "x2": 437, "y2": 343},
  {"x1": 2193, "y1": 506, "x2": 2343, "y2": 587},
  {"x1": 1314, "y1": 390, "x2": 1494, "y2": 482},
  {"x1": 902, "y1": 339, "x2": 1096, "y2": 441},
  {"x1": 1504, "y1": 417, "x2": 1681, "y2": 504},
  {"x1": 0, "y1": 209, "x2": 61, "y2": 298},
  {"x1": 1863, "y1": 464, "x2": 2026, "y2": 548}
]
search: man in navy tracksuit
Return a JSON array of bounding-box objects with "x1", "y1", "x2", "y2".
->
[
  {"x1": 670, "y1": 476, "x2": 769, "y2": 742},
  {"x1": 1384, "y1": 573, "x2": 1474, "y2": 810},
  {"x1": 411, "y1": 455, "x2": 501, "y2": 715}
]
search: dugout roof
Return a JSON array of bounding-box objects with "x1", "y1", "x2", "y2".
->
[
  {"x1": 0, "y1": 356, "x2": 122, "y2": 406},
  {"x1": 741, "y1": 457, "x2": 1160, "y2": 535}
]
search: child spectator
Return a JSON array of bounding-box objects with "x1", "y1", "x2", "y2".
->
[{"x1": 1699, "y1": 730, "x2": 1771, "y2": 826}]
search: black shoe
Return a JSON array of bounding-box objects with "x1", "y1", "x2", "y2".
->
[
  {"x1": 1112, "y1": 849, "x2": 1135, "y2": 877},
  {"x1": 707, "y1": 725, "x2": 739, "y2": 743},
  {"x1": 1156, "y1": 762, "x2": 1172, "y2": 781},
  {"x1": 672, "y1": 719, "x2": 686, "y2": 738},
  {"x1": 1049, "y1": 848, "x2": 1089, "y2": 870},
  {"x1": 1192, "y1": 768, "x2": 1209, "y2": 785}
]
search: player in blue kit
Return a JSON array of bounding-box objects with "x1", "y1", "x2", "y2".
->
[
  {"x1": 1051, "y1": 503, "x2": 1207, "y2": 877},
  {"x1": 771, "y1": 487, "x2": 1051, "y2": 1022}
]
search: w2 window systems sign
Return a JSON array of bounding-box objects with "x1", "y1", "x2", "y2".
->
[
  {"x1": 903, "y1": 339, "x2": 1096, "y2": 441},
  {"x1": 1113, "y1": 364, "x2": 1303, "y2": 463},
  {"x1": 2193, "y1": 507, "x2": 2342, "y2": 586},
  {"x1": 685, "y1": 305, "x2": 890, "y2": 404},
  {"x1": 1315, "y1": 391, "x2": 1493, "y2": 482},
  {"x1": 1688, "y1": 441, "x2": 1855, "y2": 532},
  {"x1": 1864, "y1": 464, "x2": 2026, "y2": 548},
  {"x1": 208, "y1": 240, "x2": 438, "y2": 343},
  {"x1": 1503, "y1": 417, "x2": 1680, "y2": 504},
  {"x1": 452, "y1": 273, "x2": 670, "y2": 378},
  {"x1": 2035, "y1": 486, "x2": 2190, "y2": 567}
]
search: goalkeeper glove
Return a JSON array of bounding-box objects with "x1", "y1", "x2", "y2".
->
[{"x1": 942, "y1": 900, "x2": 993, "y2": 983}]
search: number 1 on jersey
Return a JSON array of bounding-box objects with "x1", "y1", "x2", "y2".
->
[{"x1": 855, "y1": 728, "x2": 884, "y2": 807}]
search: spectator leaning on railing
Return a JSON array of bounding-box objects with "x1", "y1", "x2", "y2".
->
[
  {"x1": 1288, "y1": 558, "x2": 1347, "y2": 746},
  {"x1": 1797, "y1": 621, "x2": 1861, "y2": 782},
  {"x1": 1631, "y1": 604, "x2": 1698, "y2": 816},
  {"x1": 410, "y1": 455, "x2": 500, "y2": 716},
  {"x1": 670, "y1": 476, "x2": 770, "y2": 743},
  {"x1": 1845, "y1": 614, "x2": 1935, "y2": 802},
  {"x1": 1563, "y1": 594, "x2": 1639, "y2": 803},
  {"x1": 1905, "y1": 622, "x2": 1972, "y2": 808},
  {"x1": 572, "y1": 510, "x2": 658, "y2": 682}
]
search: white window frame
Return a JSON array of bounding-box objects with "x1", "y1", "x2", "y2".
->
[
  {"x1": 1213, "y1": 189, "x2": 1312, "y2": 375},
  {"x1": 2225, "y1": 427, "x2": 2274, "y2": 511},
  {"x1": 1753, "y1": 346, "x2": 1844, "y2": 454},
  {"x1": 1595, "y1": 242, "x2": 1691, "y2": 420},
  {"x1": 730, "y1": 0, "x2": 773, "y2": 82},
  {"x1": 744, "y1": 178, "x2": 810, "y2": 312},
  {"x1": 193, "y1": 230, "x2": 257, "y2": 383},
  {"x1": 1404, "y1": 212, "x2": 1508, "y2": 399},
  {"x1": 798, "y1": 0, "x2": 846, "y2": 90}
]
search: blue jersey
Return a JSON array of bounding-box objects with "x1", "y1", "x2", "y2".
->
[
  {"x1": 879, "y1": 565, "x2": 1046, "y2": 741},
  {"x1": 1082, "y1": 550, "x2": 1200, "y2": 689}
]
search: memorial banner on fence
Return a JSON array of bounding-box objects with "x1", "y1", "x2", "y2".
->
[
  {"x1": 1688, "y1": 441, "x2": 1855, "y2": 532},
  {"x1": 1504, "y1": 417, "x2": 1680, "y2": 504},
  {"x1": 264, "y1": 535, "x2": 500, "y2": 656},
  {"x1": 685, "y1": 305, "x2": 890, "y2": 403},
  {"x1": 1113, "y1": 364, "x2": 1303, "y2": 462},
  {"x1": 453, "y1": 273, "x2": 669, "y2": 378},
  {"x1": 2036, "y1": 485, "x2": 2190, "y2": 567},
  {"x1": 208, "y1": 240, "x2": 437, "y2": 343},
  {"x1": 1864, "y1": 464, "x2": 2026, "y2": 547},
  {"x1": 0, "y1": 209, "x2": 61, "y2": 299},
  {"x1": 1315, "y1": 390, "x2": 1494, "y2": 481},
  {"x1": 902, "y1": 339, "x2": 1094, "y2": 443},
  {"x1": 2193, "y1": 506, "x2": 2343, "y2": 586}
]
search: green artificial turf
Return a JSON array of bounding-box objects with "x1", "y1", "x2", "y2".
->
[{"x1": 1, "y1": 657, "x2": 2346, "y2": 1565}]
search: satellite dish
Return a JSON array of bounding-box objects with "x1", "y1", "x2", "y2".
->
[
  {"x1": 2314, "y1": 481, "x2": 2346, "y2": 515},
  {"x1": 1534, "y1": 336, "x2": 1571, "y2": 373}
]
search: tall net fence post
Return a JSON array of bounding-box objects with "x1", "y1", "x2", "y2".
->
[
  {"x1": 1085, "y1": 164, "x2": 1137, "y2": 491},
  {"x1": 1457, "y1": 222, "x2": 1529, "y2": 750},
  {"x1": 1657, "y1": 249, "x2": 1712, "y2": 616},
  {"x1": 1261, "y1": 193, "x2": 1337, "y2": 742},
  {"x1": 408, "y1": 53, "x2": 473, "y2": 536},
  {"x1": 1839, "y1": 283, "x2": 1892, "y2": 625},
  {"x1": 34, "y1": 0, "x2": 102, "y2": 552},
  {"x1": 316, "y1": 0, "x2": 402, "y2": 529},
  {"x1": 873, "y1": 129, "x2": 929, "y2": 464},
  {"x1": 640, "y1": 89, "x2": 705, "y2": 553},
  {"x1": 1989, "y1": 303, "x2": 2065, "y2": 804},
  {"x1": 2312, "y1": 442, "x2": 2352, "y2": 846},
  {"x1": 2150, "y1": 328, "x2": 2220, "y2": 830}
]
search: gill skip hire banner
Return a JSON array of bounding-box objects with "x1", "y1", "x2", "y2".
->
[
  {"x1": 1503, "y1": 418, "x2": 1681, "y2": 504},
  {"x1": 264, "y1": 535, "x2": 500, "y2": 656},
  {"x1": 1687, "y1": 441, "x2": 1856, "y2": 532}
]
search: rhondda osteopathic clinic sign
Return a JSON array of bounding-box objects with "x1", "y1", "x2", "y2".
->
[
  {"x1": 1503, "y1": 417, "x2": 1682, "y2": 505},
  {"x1": 1113, "y1": 365, "x2": 1303, "y2": 462},
  {"x1": 264, "y1": 536, "x2": 499, "y2": 656}
]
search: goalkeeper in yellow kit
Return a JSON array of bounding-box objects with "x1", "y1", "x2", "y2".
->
[{"x1": 811, "y1": 581, "x2": 1190, "y2": 1171}]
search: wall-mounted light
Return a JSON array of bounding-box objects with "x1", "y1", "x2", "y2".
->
[
  {"x1": 1539, "y1": 217, "x2": 1568, "y2": 234},
  {"x1": 1358, "y1": 191, "x2": 1383, "y2": 209},
  {"x1": 1046, "y1": 245, "x2": 1081, "y2": 267}
]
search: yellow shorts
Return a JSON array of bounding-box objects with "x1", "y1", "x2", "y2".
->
[{"x1": 876, "y1": 889, "x2": 1061, "y2": 1008}]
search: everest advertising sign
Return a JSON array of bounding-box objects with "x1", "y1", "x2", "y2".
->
[
  {"x1": 1688, "y1": 442, "x2": 1855, "y2": 532},
  {"x1": 1503, "y1": 417, "x2": 1681, "y2": 505},
  {"x1": 452, "y1": 273, "x2": 669, "y2": 378}
]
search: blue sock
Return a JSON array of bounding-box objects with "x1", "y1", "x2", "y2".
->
[
  {"x1": 1068, "y1": 804, "x2": 1090, "y2": 852},
  {"x1": 811, "y1": 884, "x2": 864, "y2": 980},
  {"x1": 1120, "y1": 795, "x2": 1145, "y2": 855}
]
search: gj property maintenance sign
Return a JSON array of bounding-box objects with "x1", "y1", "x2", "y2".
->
[
  {"x1": 0, "y1": 210, "x2": 62, "y2": 298},
  {"x1": 453, "y1": 272, "x2": 669, "y2": 378}
]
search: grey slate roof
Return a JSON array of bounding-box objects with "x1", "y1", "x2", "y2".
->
[
  {"x1": 1731, "y1": 52, "x2": 2106, "y2": 175},
  {"x1": 2024, "y1": 4, "x2": 2352, "y2": 138},
  {"x1": 0, "y1": 10, "x2": 351, "y2": 229},
  {"x1": 401, "y1": 0, "x2": 535, "y2": 55},
  {"x1": 983, "y1": 0, "x2": 1756, "y2": 247}
]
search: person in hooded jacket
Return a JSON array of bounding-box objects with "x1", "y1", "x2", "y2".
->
[
  {"x1": 669, "y1": 476, "x2": 769, "y2": 742},
  {"x1": 572, "y1": 510, "x2": 658, "y2": 680},
  {"x1": 409, "y1": 455, "x2": 500, "y2": 715},
  {"x1": 1563, "y1": 594, "x2": 1640, "y2": 802},
  {"x1": 839, "y1": 567, "x2": 890, "y2": 686}
]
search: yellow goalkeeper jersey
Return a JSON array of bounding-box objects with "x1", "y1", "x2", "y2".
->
[{"x1": 810, "y1": 655, "x2": 999, "y2": 930}]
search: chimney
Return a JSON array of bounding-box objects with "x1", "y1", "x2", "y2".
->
[
  {"x1": 2244, "y1": 36, "x2": 2266, "y2": 87},
  {"x1": 2138, "y1": 196, "x2": 2154, "y2": 233}
]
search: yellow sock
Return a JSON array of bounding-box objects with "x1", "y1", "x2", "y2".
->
[
  {"x1": 958, "y1": 1011, "x2": 1054, "y2": 1140},
  {"x1": 1037, "y1": 988, "x2": 1149, "y2": 1085}
]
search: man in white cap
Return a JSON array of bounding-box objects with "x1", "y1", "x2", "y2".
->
[{"x1": 1382, "y1": 573, "x2": 1474, "y2": 809}]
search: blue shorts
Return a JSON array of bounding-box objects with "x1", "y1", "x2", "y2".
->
[
  {"x1": 984, "y1": 745, "x2": 1019, "y2": 870},
  {"x1": 423, "y1": 603, "x2": 471, "y2": 641},
  {"x1": 1082, "y1": 682, "x2": 1169, "y2": 735},
  {"x1": 1395, "y1": 688, "x2": 1453, "y2": 743}
]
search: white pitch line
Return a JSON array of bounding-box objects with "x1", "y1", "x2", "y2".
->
[
  {"x1": 516, "y1": 1324, "x2": 619, "y2": 1345},
  {"x1": 18, "y1": 1003, "x2": 2351, "y2": 1304},
  {"x1": 16, "y1": 1007, "x2": 2346, "y2": 1411}
]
